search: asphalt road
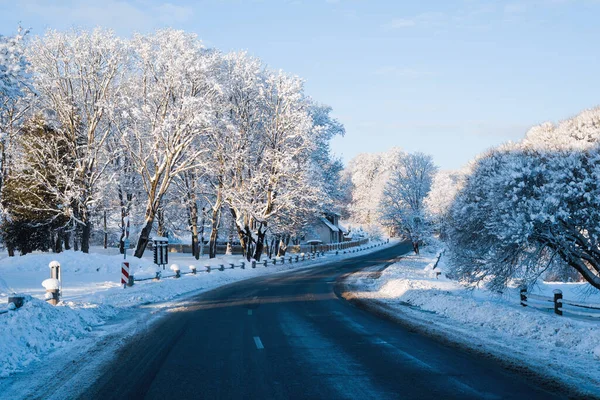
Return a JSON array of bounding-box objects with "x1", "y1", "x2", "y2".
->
[{"x1": 82, "y1": 242, "x2": 567, "y2": 399}]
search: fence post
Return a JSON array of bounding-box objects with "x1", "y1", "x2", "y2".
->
[
  {"x1": 240, "y1": 261, "x2": 245, "y2": 269},
  {"x1": 205, "y1": 264, "x2": 211, "y2": 273},
  {"x1": 553, "y1": 289, "x2": 563, "y2": 316},
  {"x1": 264, "y1": 259, "x2": 268, "y2": 267},
  {"x1": 219, "y1": 264, "x2": 225, "y2": 271},
  {"x1": 252, "y1": 260, "x2": 256, "y2": 268},
  {"x1": 520, "y1": 288, "x2": 527, "y2": 307},
  {"x1": 189, "y1": 265, "x2": 197, "y2": 275},
  {"x1": 229, "y1": 263, "x2": 235, "y2": 269}
]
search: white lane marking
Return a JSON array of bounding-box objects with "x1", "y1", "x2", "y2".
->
[
  {"x1": 248, "y1": 309, "x2": 253, "y2": 316},
  {"x1": 253, "y1": 336, "x2": 264, "y2": 350}
]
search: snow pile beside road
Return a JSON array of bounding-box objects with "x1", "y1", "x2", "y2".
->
[
  {"x1": 0, "y1": 240, "x2": 395, "y2": 377},
  {"x1": 0, "y1": 297, "x2": 115, "y2": 377},
  {"x1": 346, "y1": 245, "x2": 600, "y2": 393}
]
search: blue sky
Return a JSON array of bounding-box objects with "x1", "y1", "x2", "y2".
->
[{"x1": 1, "y1": 0, "x2": 599, "y2": 169}]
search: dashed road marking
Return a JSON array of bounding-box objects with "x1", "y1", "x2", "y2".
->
[{"x1": 253, "y1": 336, "x2": 264, "y2": 350}]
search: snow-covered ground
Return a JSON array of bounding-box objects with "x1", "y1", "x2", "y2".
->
[
  {"x1": 344, "y1": 243, "x2": 600, "y2": 397},
  {"x1": 0, "y1": 240, "x2": 393, "y2": 379}
]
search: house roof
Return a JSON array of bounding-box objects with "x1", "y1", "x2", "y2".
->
[{"x1": 319, "y1": 217, "x2": 340, "y2": 232}]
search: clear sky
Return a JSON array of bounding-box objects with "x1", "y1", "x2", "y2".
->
[{"x1": 1, "y1": 0, "x2": 599, "y2": 169}]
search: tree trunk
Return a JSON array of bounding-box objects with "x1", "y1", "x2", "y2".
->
[
  {"x1": 103, "y1": 210, "x2": 108, "y2": 249},
  {"x1": 73, "y1": 224, "x2": 80, "y2": 252},
  {"x1": 199, "y1": 207, "x2": 206, "y2": 259},
  {"x1": 118, "y1": 188, "x2": 132, "y2": 255},
  {"x1": 63, "y1": 230, "x2": 71, "y2": 250},
  {"x1": 243, "y1": 226, "x2": 253, "y2": 261},
  {"x1": 157, "y1": 208, "x2": 166, "y2": 238},
  {"x1": 253, "y1": 227, "x2": 266, "y2": 261},
  {"x1": 230, "y1": 208, "x2": 253, "y2": 261},
  {"x1": 81, "y1": 221, "x2": 91, "y2": 253},
  {"x1": 225, "y1": 217, "x2": 235, "y2": 255},
  {"x1": 275, "y1": 236, "x2": 281, "y2": 257},
  {"x1": 189, "y1": 201, "x2": 199, "y2": 260},
  {"x1": 134, "y1": 218, "x2": 154, "y2": 258},
  {"x1": 208, "y1": 208, "x2": 220, "y2": 259},
  {"x1": 54, "y1": 229, "x2": 63, "y2": 253}
]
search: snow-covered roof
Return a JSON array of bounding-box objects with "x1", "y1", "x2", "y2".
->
[{"x1": 319, "y1": 217, "x2": 340, "y2": 232}]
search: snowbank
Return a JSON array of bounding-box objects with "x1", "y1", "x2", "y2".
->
[
  {"x1": 345, "y1": 244, "x2": 600, "y2": 395},
  {"x1": 0, "y1": 240, "x2": 394, "y2": 377},
  {"x1": 0, "y1": 297, "x2": 116, "y2": 377}
]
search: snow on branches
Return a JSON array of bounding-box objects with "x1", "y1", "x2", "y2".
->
[
  {"x1": 448, "y1": 109, "x2": 600, "y2": 291},
  {"x1": 1, "y1": 28, "x2": 346, "y2": 259}
]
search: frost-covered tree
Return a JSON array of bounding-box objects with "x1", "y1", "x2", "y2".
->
[
  {"x1": 1, "y1": 117, "x2": 72, "y2": 254},
  {"x1": 379, "y1": 152, "x2": 436, "y2": 254},
  {"x1": 522, "y1": 106, "x2": 600, "y2": 151},
  {"x1": 0, "y1": 27, "x2": 30, "y2": 203},
  {"x1": 345, "y1": 147, "x2": 403, "y2": 226},
  {"x1": 448, "y1": 145, "x2": 600, "y2": 290},
  {"x1": 425, "y1": 169, "x2": 466, "y2": 239},
  {"x1": 116, "y1": 30, "x2": 221, "y2": 258},
  {"x1": 25, "y1": 28, "x2": 127, "y2": 253}
]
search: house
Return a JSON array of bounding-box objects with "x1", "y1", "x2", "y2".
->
[{"x1": 306, "y1": 212, "x2": 345, "y2": 244}]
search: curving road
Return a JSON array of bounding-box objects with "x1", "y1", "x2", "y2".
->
[{"x1": 82, "y1": 242, "x2": 567, "y2": 399}]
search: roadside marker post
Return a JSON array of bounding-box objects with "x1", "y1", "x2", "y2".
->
[{"x1": 121, "y1": 262, "x2": 130, "y2": 288}]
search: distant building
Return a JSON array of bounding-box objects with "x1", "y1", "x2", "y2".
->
[{"x1": 305, "y1": 212, "x2": 345, "y2": 244}]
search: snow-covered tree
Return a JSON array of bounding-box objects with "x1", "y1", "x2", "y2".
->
[
  {"x1": 425, "y1": 169, "x2": 467, "y2": 238},
  {"x1": 0, "y1": 27, "x2": 30, "y2": 204},
  {"x1": 116, "y1": 30, "x2": 221, "y2": 258},
  {"x1": 523, "y1": 106, "x2": 600, "y2": 151},
  {"x1": 345, "y1": 147, "x2": 403, "y2": 226},
  {"x1": 379, "y1": 152, "x2": 437, "y2": 254},
  {"x1": 25, "y1": 28, "x2": 127, "y2": 252},
  {"x1": 448, "y1": 144, "x2": 600, "y2": 290}
]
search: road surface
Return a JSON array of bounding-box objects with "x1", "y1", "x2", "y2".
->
[{"x1": 82, "y1": 242, "x2": 567, "y2": 399}]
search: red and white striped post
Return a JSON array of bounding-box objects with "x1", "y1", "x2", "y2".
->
[{"x1": 121, "y1": 262, "x2": 130, "y2": 288}]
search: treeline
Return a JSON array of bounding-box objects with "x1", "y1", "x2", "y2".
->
[
  {"x1": 343, "y1": 107, "x2": 600, "y2": 291},
  {"x1": 0, "y1": 28, "x2": 345, "y2": 260}
]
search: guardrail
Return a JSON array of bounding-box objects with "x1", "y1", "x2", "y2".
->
[
  {"x1": 520, "y1": 289, "x2": 600, "y2": 318},
  {"x1": 132, "y1": 240, "x2": 387, "y2": 283},
  {"x1": 2, "y1": 239, "x2": 391, "y2": 309},
  {"x1": 167, "y1": 238, "x2": 371, "y2": 255}
]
